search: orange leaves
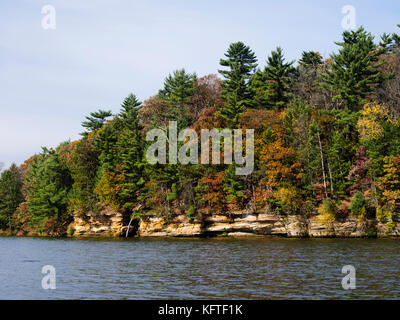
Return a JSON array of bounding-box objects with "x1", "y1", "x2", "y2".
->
[
  {"x1": 245, "y1": 110, "x2": 304, "y2": 210},
  {"x1": 199, "y1": 172, "x2": 225, "y2": 212},
  {"x1": 191, "y1": 106, "x2": 223, "y2": 134},
  {"x1": 260, "y1": 136, "x2": 303, "y2": 188},
  {"x1": 239, "y1": 109, "x2": 281, "y2": 133},
  {"x1": 140, "y1": 95, "x2": 171, "y2": 130},
  {"x1": 379, "y1": 154, "x2": 400, "y2": 210}
]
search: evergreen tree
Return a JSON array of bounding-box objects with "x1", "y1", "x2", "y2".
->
[
  {"x1": 390, "y1": 24, "x2": 400, "y2": 54},
  {"x1": 117, "y1": 96, "x2": 146, "y2": 208},
  {"x1": 223, "y1": 164, "x2": 245, "y2": 204},
  {"x1": 94, "y1": 119, "x2": 121, "y2": 172},
  {"x1": 159, "y1": 69, "x2": 197, "y2": 107},
  {"x1": 25, "y1": 144, "x2": 73, "y2": 228},
  {"x1": 81, "y1": 109, "x2": 113, "y2": 136},
  {"x1": 0, "y1": 164, "x2": 23, "y2": 229},
  {"x1": 321, "y1": 27, "x2": 388, "y2": 110},
  {"x1": 158, "y1": 69, "x2": 197, "y2": 127},
  {"x1": 251, "y1": 47, "x2": 295, "y2": 110},
  {"x1": 120, "y1": 93, "x2": 142, "y2": 119},
  {"x1": 299, "y1": 51, "x2": 323, "y2": 68},
  {"x1": 249, "y1": 69, "x2": 270, "y2": 109},
  {"x1": 218, "y1": 42, "x2": 257, "y2": 126}
]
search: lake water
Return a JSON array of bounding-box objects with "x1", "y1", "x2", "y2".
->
[{"x1": 0, "y1": 237, "x2": 399, "y2": 299}]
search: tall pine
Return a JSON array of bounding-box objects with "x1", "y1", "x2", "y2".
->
[
  {"x1": 117, "y1": 94, "x2": 146, "y2": 208},
  {"x1": 218, "y1": 42, "x2": 257, "y2": 126},
  {"x1": 251, "y1": 47, "x2": 295, "y2": 110},
  {"x1": 321, "y1": 27, "x2": 388, "y2": 111}
]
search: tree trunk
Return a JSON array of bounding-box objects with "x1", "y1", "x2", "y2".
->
[{"x1": 125, "y1": 217, "x2": 134, "y2": 238}]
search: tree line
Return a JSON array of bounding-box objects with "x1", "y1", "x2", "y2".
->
[{"x1": 1, "y1": 25, "x2": 400, "y2": 234}]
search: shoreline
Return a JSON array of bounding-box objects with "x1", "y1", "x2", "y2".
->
[{"x1": 3, "y1": 210, "x2": 399, "y2": 239}]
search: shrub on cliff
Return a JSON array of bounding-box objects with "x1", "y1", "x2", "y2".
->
[
  {"x1": 318, "y1": 198, "x2": 337, "y2": 226},
  {"x1": 350, "y1": 192, "x2": 366, "y2": 217}
]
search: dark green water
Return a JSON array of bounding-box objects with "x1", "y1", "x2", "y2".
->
[{"x1": 0, "y1": 237, "x2": 399, "y2": 299}]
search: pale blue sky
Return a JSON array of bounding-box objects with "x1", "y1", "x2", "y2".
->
[{"x1": 0, "y1": 0, "x2": 399, "y2": 168}]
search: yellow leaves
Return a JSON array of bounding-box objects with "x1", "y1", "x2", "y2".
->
[
  {"x1": 357, "y1": 116, "x2": 384, "y2": 140},
  {"x1": 260, "y1": 137, "x2": 303, "y2": 187},
  {"x1": 357, "y1": 102, "x2": 399, "y2": 141},
  {"x1": 378, "y1": 154, "x2": 400, "y2": 211},
  {"x1": 274, "y1": 187, "x2": 301, "y2": 210},
  {"x1": 317, "y1": 199, "x2": 337, "y2": 227},
  {"x1": 360, "y1": 102, "x2": 392, "y2": 120}
]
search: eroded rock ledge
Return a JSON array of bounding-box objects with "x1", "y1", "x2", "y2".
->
[{"x1": 68, "y1": 208, "x2": 400, "y2": 239}]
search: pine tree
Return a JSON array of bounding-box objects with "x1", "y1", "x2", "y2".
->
[
  {"x1": 120, "y1": 93, "x2": 142, "y2": 119},
  {"x1": 249, "y1": 69, "x2": 270, "y2": 109},
  {"x1": 94, "y1": 120, "x2": 120, "y2": 172},
  {"x1": 0, "y1": 164, "x2": 23, "y2": 229},
  {"x1": 81, "y1": 109, "x2": 113, "y2": 136},
  {"x1": 218, "y1": 42, "x2": 257, "y2": 126},
  {"x1": 299, "y1": 51, "x2": 323, "y2": 68},
  {"x1": 25, "y1": 145, "x2": 73, "y2": 228},
  {"x1": 321, "y1": 27, "x2": 388, "y2": 111},
  {"x1": 223, "y1": 164, "x2": 245, "y2": 204},
  {"x1": 158, "y1": 69, "x2": 197, "y2": 127},
  {"x1": 251, "y1": 47, "x2": 295, "y2": 110},
  {"x1": 391, "y1": 24, "x2": 400, "y2": 53},
  {"x1": 159, "y1": 69, "x2": 197, "y2": 107},
  {"x1": 117, "y1": 96, "x2": 146, "y2": 208}
]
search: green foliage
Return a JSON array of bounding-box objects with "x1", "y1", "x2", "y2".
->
[
  {"x1": 117, "y1": 96, "x2": 146, "y2": 208},
  {"x1": 25, "y1": 145, "x2": 73, "y2": 228},
  {"x1": 81, "y1": 109, "x2": 113, "y2": 136},
  {"x1": 67, "y1": 225, "x2": 75, "y2": 236},
  {"x1": 7, "y1": 24, "x2": 400, "y2": 235},
  {"x1": 186, "y1": 205, "x2": 196, "y2": 222},
  {"x1": 159, "y1": 69, "x2": 197, "y2": 127},
  {"x1": 318, "y1": 198, "x2": 337, "y2": 226},
  {"x1": 159, "y1": 69, "x2": 197, "y2": 107},
  {"x1": 120, "y1": 93, "x2": 142, "y2": 119},
  {"x1": 299, "y1": 51, "x2": 323, "y2": 67},
  {"x1": 166, "y1": 183, "x2": 178, "y2": 202},
  {"x1": 0, "y1": 164, "x2": 23, "y2": 229},
  {"x1": 90, "y1": 94, "x2": 147, "y2": 211},
  {"x1": 349, "y1": 191, "x2": 366, "y2": 217},
  {"x1": 61, "y1": 137, "x2": 99, "y2": 213},
  {"x1": 218, "y1": 42, "x2": 257, "y2": 126},
  {"x1": 223, "y1": 165, "x2": 245, "y2": 203},
  {"x1": 376, "y1": 206, "x2": 394, "y2": 223},
  {"x1": 321, "y1": 27, "x2": 389, "y2": 110},
  {"x1": 131, "y1": 211, "x2": 144, "y2": 221},
  {"x1": 251, "y1": 47, "x2": 295, "y2": 109}
]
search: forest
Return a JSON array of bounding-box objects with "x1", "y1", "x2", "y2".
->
[{"x1": 1, "y1": 25, "x2": 400, "y2": 235}]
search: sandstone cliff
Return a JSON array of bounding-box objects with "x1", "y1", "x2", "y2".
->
[{"x1": 67, "y1": 208, "x2": 400, "y2": 239}]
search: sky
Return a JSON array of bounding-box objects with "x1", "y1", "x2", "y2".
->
[{"x1": 0, "y1": 0, "x2": 399, "y2": 169}]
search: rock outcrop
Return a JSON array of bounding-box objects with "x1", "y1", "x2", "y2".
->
[
  {"x1": 67, "y1": 208, "x2": 400, "y2": 239},
  {"x1": 69, "y1": 206, "x2": 125, "y2": 237},
  {"x1": 138, "y1": 215, "x2": 203, "y2": 237}
]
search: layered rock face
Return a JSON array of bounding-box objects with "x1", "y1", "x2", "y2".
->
[
  {"x1": 69, "y1": 207, "x2": 125, "y2": 237},
  {"x1": 68, "y1": 209, "x2": 400, "y2": 238}
]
